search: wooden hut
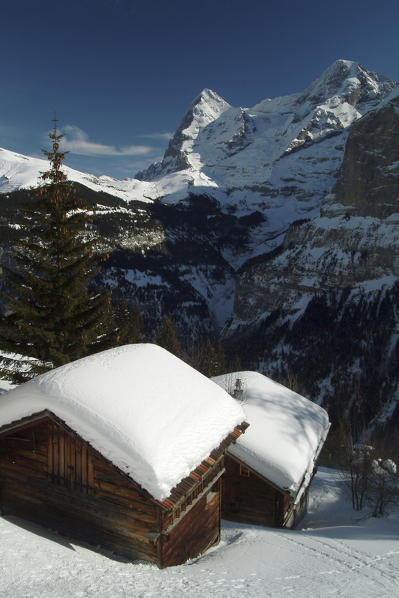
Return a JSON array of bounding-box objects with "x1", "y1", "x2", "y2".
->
[
  {"x1": 212, "y1": 372, "x2": 330, "y2": 529},
  {"x1": 0, "y1": 344, "x2": 247, "y2": 567}
]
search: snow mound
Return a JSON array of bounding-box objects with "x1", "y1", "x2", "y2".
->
[
  {"x1": 212, "y1": 371, "x2": 330, "y2": 497},
  {"x1": 0, "y1": 344, "x2": 245, "y2": 500}
]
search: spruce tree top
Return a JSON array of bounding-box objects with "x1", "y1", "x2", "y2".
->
[{"x1": 42, "y1": 114, "x2": 68, "y2": 185}]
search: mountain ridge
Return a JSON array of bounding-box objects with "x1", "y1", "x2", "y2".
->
[{"x1": 1, "y1": 60, "x2": 399, "y2": 437}]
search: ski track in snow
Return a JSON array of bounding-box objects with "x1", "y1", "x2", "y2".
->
[
  {"x1": 1, "y1": 467, "x2": 399, "y2": 598},
  {"x1": 276, "y1": 532, "x2": 399, "y2": 594}
]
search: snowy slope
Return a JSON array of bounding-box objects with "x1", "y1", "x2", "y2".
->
[
  {"x1": 0, "y1": 379, "x2": 13, "y2": 395},
  {"x1": 0, "y1": 146, "x2": 218, "y2": 207},
  {"x1": 0, "y1": 344, "x2": 245, "y2": 500},
  {"x1": 1, "y1": 61, "x2": 396, "y2": 275},
  {"x1": 136, "y1": 61, "x2": 397, "y2": 269},
  {"x1": 212, "y1": 371, "x2": 330, "y2": 497},
  {"x1": 2, "y1": 61, "x2": 396, "y2": 219},
  {"x1": 138, "y1": 60, "x2": 396, "y2": 215},
  {"x1": 0, "y1": 467, "x2": 398, "y2": 598},
  {"x1": 0, "y1": 147, "x2": 156, "y2": 203}
]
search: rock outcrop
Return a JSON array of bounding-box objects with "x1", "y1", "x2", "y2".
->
[{"x1": 224, "y1": 90, "x2": 399, "y2": 438}]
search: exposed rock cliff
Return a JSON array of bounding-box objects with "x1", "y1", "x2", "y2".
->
[
  {"x1": 332, "y1": 93, "x2": 399, "y2": 218},
  {"x1": 224, "y1": 90, "x2": 399, "y2": 439}
]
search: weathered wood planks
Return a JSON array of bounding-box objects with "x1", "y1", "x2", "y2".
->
[
  {"x1": 160, "y1": 479, "x2": 222, "y2": 567},
  {"x1": 222, "y1": 454, "x2": 287, "y2": 527},
  {"x1": 0, "y1": 412, "x2": 228, "y2": 566}
]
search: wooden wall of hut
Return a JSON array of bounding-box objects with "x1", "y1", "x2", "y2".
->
[
  {"x1": 221, "y1": 455, "x2": 288, "y2": 528},
  {"x1": 0, "y1": 412, "x2": 225, "y2": 567},
  {"x1": 0, "y1": 415, "x2": 159, "y2": 562},
  {"x1": 160, "y1": 478, "x2": 221, "y2": 567}
]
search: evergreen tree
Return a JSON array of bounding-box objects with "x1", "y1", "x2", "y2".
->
[
  {"x1": 0, "y1": 116, "x2": 111, "y2": 382},
  {"x1": 197, "y1": 339, "x2": 226, "y2": 377},
  {"x1": 114, "y1": 299, "x2": 145, "y2": 345},
  {"x1": 214, "y1": 340, "x2": 226, "y2": 375},
  {"x1": 186, "y1": 339, "x2": 203, "y2": 372},
  {"x1": 198, "y1": 339, "x2": 218, "y2": 377},
  {"x1": 229, "y1": 353, "x2": 242, "y2": 373},
  {"x1": 155, "y1": 317, "x2": 181, "y2": 357}
]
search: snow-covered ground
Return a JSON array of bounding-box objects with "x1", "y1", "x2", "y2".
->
[{"x1": 1, "y1": 467, "x2": 398, "y2": 597}]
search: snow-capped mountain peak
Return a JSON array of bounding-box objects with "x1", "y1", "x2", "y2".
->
[
  {"x1": 166, "y1": 87, "x2": 231, "y2": 162},
  {"x1": 136, "y1": 88, "x2": 231, "y2": 180},
  {"x1": 184, "y1": 88, "x2": 231, "y2": 131},
  {"x1": 299, "y1": 59, "x2": 395, "y2": 109},
  {"x1": 1, "y1": 60, "x2": 398, "y2": 221},
  {"x1": 137, "y1": 60, "x2": 398, "y2": 196}
]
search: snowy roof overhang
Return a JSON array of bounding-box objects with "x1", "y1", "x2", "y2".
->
[
  {"x1": 0, "y1": 344, "x2": 246, "y2": 501},
  {"x1": 212, "y1": 371, "x2": 330, "y2": 498}
]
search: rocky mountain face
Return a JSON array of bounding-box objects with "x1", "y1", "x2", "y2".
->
[
  {"x1": 136, "y1": 88, "x2": 231, "y2": 179},
  {"x1": 1, "y1": 60, "x2": 399, "y2": 438},
  {"x1": 225, "y1": 90, "x2": 399, "y2": 444}
]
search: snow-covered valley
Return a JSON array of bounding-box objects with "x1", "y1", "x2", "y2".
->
[{"x1": 1, "y1": 468, "x2": 398, "y2": 597}]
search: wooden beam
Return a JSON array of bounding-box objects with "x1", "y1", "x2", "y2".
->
[
  {"x1": 162, "y1": 467, "x2": 225, "y2": 536},
  {"x1": 0, "y1": 411, "x2": 53, "y2": 437}
]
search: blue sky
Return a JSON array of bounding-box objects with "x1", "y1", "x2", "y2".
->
[{"x1": 1, "y1": 0, "x2": 398, "y2": 179}]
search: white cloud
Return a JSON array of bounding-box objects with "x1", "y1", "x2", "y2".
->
[
  {"x1": 140, "y1": 132, "x2": 174, "y2": 141},
  {"x1": 60, "y1": 125, "x2": 152, "y2": 157}
]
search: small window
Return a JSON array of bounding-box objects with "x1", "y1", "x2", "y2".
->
[{"x1": 240, "y1": 464, "x2": 250, "y2": 477}]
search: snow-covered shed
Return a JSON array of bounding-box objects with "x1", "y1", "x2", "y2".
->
[
  {"x1": 212, "y1": 371, "x2": 330, "y2": 528},
  {"x1": 0, "y1": 344, "x2": 247, "y2": 567}
]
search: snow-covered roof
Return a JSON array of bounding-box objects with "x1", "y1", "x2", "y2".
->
[
  {"x1": 0, "y1": 344, "x2": 245, "y2": 501},
  {"x1": 212, "y1": 371, "x2": 330, "y2": 499}
]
